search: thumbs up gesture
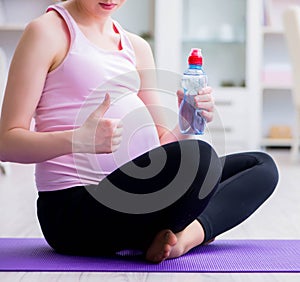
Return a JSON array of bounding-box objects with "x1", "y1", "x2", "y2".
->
[{"x1": 73, "y1": 94, "x2": 123, "y2": 154}]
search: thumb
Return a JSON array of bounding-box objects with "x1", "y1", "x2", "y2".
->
[{"x1": 92, "y1": 93, "x2": 111, "y2": 118}]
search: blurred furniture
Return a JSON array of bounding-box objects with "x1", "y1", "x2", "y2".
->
[
  {"x1": 259, "y1": 0, "x2": 300, "y2": 151},
  {"x1": 283, "y1": 5, "x2": 300, "y2": 161}
]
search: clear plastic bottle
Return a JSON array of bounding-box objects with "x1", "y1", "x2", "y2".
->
[{"x1": 179, "y1": 48, "x2": 208, "y2": 135}]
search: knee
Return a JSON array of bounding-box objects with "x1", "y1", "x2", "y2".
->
[{"x1": 256, "y1": 151, "x2": 279, "y2": 193}]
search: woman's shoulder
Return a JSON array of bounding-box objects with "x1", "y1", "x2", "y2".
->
[
  {"x1": 125, "y1": 31, "x2": 151, "y2": 52},
  {"x1": 125, "y1": 31, "x2": 154, "y2": 68},
  {"x1": 19, "y1": 10, "x2": 70, "y2": 72},
  {"x1": 24, "y1": 10, "x2": 67, "y2": 44}
]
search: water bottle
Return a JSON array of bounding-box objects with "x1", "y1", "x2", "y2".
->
[{"x1": 179, "y1": 48, "x2": 208, "y2": 135}]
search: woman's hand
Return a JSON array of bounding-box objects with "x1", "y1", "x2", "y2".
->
[
  {"x1": 73, "y1": 94, "x2": 123, "y2": 154},
  {"x1": 176, "y1": 86, "x2": 215, "y2": 123}
]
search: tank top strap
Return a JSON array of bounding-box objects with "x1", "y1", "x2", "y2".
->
[
  {"x1": 46, "y1": 4, "x2": 78, "y2": 47},
  {"x1": 112, "y1": 20, "x2": 135, "y2": 59}
]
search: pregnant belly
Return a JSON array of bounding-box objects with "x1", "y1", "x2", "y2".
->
[{"x1": 76, "y1": 92, "x2": 161, "y2": 175}]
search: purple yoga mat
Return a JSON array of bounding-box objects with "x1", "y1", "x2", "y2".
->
[{"x1": 0, "y1": 238, "x2": 300, "y2": 272}]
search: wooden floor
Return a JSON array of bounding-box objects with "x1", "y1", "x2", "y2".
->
[{"x1": 0, "y1": 149, "x2": 299, "y2": 281}]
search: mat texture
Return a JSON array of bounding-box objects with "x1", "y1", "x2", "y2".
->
[{"x1": 0, "y1": 238, "x2": 300, "y2": 273}]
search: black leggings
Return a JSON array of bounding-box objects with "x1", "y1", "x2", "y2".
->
[{"x1": 37, "y1": 140, "x2": 279, "y2": 256}]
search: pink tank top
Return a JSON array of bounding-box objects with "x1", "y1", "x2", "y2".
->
[{"x1": 35, "y1": 4, "x2": 160, "y2": 191}]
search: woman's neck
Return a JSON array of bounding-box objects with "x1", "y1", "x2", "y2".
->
[
  {"x1": 62, "y1": 0, "x2": 121, "y2": 51},
  {"x1": 63, "y1": 0, "x2": 113, "y2": 35}
]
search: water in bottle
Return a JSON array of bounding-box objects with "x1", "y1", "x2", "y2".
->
[{"x1": 179, "y1": 48, "x2": 208, "y2": 135}]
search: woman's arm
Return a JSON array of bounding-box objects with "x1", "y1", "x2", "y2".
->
[
  {"x1": 0, "y1": 14, "x2": 122, "y2": 163},
  {"x1": 128, "y1": 33, "x2": 215, "y2": 145},
  {"x1": 0, "y1": 15, "x2": 74, "y2": 163}
]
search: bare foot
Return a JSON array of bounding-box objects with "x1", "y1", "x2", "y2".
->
[
  {"x1": 145, "y1": 229, "x2": 177, "y2": 263},
  {"x1": 168, "y1": 220, "x2": 205, "y2": 259},
  {"x1": 146, "y1": 220, "x2": 206, "y2": 263}
]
